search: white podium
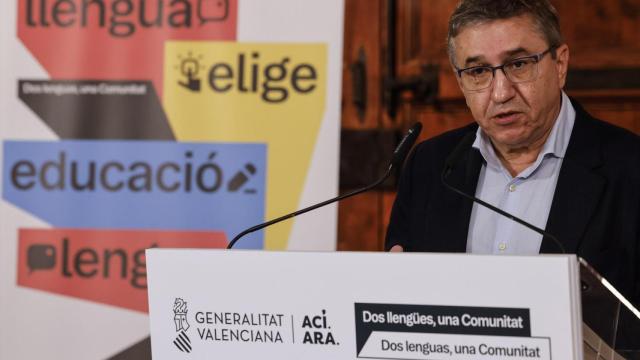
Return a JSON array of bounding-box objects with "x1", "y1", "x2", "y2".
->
[{"x1": 147, "y1": 250, "x2": 583, "y2": 359}]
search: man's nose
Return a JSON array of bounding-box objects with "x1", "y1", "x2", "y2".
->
[{"x1": 491, "y1": 68, "x2": 516, "y2": 104}]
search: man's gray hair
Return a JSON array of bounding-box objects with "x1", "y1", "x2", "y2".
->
[{"x1": 447, "y1": 0, "x2": 564, "y2": 65}]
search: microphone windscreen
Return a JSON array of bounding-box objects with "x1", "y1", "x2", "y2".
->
[{"x1": 391, "y1": 122, "x2": 423, "y2": 168}]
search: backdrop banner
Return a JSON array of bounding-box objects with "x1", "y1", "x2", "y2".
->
[{"x1": 0, "y1": 0, "x2": 344, "y2": 358}]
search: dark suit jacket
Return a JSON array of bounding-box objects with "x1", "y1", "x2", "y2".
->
[{"x1": 385, "y1": 100, "x2": 640, "y2": 305}]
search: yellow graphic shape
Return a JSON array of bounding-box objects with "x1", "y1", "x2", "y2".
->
[{"x1": 164, "y1": 42, "x2": 327, "y2": 249}]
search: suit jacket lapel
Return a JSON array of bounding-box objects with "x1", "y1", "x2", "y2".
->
[
  {"x1": 541, "y1": 102, "x2": 606, "y2": 254},
  {"x1": 441, "y1": 144, "x2": 483, "y2": 252}
]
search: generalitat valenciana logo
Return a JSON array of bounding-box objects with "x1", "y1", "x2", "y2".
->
[{"x1": 173, "y1": 298, "x2": 193, "y2": 353}]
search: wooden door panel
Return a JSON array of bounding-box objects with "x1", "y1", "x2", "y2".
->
[
  {"x1": 338, "y1": 192, "x2": 384, "y2": 251},
  {"x1": 342, "y1": 0, "x2": 384, "y2": 129},
  {"x1": 555, "y1": 0, "x2": 640, "y2": 65},
  {"x1": 580, "y1": 99, "x2": 640, "y2": 133}
]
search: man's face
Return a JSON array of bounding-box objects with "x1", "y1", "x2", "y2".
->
[{"x1": 451, "y1": 15, "x2": 569, "y2": 150}]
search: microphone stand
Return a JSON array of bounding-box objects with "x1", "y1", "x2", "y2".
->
[{"x1": 227, "y1": 164, "x2": 395, "y2": 249}]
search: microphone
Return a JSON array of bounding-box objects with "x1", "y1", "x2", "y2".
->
[
  {"x1": 441, "y1": 132, "x2": 566, "y2": 254},
  {"x1": 227, "y1": 122, "x2": 423, "y2": 249}
]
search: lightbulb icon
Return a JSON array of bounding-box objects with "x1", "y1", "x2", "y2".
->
[{"x1": 175, "y1": 52, "x2": 204, "y2": 92}]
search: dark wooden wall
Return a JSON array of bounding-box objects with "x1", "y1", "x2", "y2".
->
[{"x1": 338, "y1": 0, "x2": 640, "y2": 251}]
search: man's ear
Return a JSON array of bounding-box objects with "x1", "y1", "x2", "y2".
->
[
  {"x1": 451, "y1": 65, "x2": 465, "y2": 92},
  {"x1": 448, "y1": 41, "x2": 465, "y2": 93},
  {"x1": 555, "y1": 44, "x2": 570, "y2": 89}
]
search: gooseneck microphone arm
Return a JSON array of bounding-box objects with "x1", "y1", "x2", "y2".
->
[
  {"x1": 441, "y1": 132, "x2": 566, "y2": 254},
  {"x1": 227, "y1": 164, "x2": 392, "y2": 249},
  {"x1": 227, "y1": 122, "x2": 423, "y2": 249}
]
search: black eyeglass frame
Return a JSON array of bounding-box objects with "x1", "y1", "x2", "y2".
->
[{"x1": 454, "y1": 46, "x2": 557, "y2": 90}]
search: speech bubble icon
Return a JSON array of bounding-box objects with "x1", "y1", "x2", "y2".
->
[
  {"x1": 198, "y1": 0, "x2": 229, "y2": 24},
  {"x1": 27, "y1": 244, "x2": 56, "y2": 273}
]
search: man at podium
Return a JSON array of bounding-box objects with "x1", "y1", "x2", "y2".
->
[{"x1": 385, "y1": 0, "x2": 640, "y2": 306}]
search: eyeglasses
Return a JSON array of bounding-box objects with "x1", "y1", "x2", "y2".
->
[{"x1": 455, "y1": 47, "x2": 555, "y2": 91}]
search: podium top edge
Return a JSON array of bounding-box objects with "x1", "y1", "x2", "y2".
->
[{"x1": 145, "y1": 248, "x2": 577, "y2": 260}]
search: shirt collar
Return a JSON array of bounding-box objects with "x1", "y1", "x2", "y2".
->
[{"x1": 472, "y1": 91, "x2": 576, "y2": 176}]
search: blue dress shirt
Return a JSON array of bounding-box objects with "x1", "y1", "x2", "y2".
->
[{"x1": 467, "y1": 92, "x2": 576, "y2": 255}]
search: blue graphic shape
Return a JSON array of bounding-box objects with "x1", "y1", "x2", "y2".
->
[{"x1": 3, "y1": 140, "x2": 267, "y2": 249}]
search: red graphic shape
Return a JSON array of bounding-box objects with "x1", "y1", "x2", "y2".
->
[
  {"x1": 17, "y1": 228, "x2": 228, "y2": 313},
  {"x1": 17, "y1": 0, "x2": 237, "y2": 97}
]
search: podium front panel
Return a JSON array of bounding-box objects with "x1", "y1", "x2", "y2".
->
[{"x1": 147, "y1": 250, "x2": 582, "y2": 360}]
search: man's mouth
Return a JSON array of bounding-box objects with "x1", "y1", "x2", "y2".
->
[{"x1": 492, "y1": 111, "x2": 521, "y2": 124}]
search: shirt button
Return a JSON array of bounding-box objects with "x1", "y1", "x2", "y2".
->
[
  {"x1": 498, "y1": 243, "x2": 507, "y2": 251},
  {"x1": 508, "y1": 184, "x2": 517, "y2": 192}
]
